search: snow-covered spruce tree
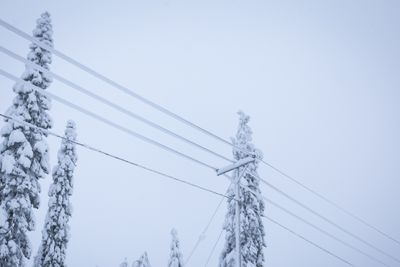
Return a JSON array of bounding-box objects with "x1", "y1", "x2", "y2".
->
[
  {"x1": 0, "y1": 11, "x2": 54, "y2": 266},
  {"x1": 120, "y1": 258, "x2": 129, "y2": 267},
  {"x1": 219, "y1": 111, "x2": 265, "y2": 267},
  {"x1": 33, "y1": 120, "x2": 77, "y2": 267},
  {"x1": 168, "y1": 228, "x2": 184, "y2": 267},
  {"x1": 132, "y1": 252, "x2": 151, "y2": 267}
]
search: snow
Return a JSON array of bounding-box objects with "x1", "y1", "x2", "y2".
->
[
  {"x1": 34, "y1": 140, "x2": 48, "y2": 154},
  {"x1": 168, "y1": 229, "x2": 184, "y2": 267},
  {"x1": 0, "y1": 11, "x2": 54, "y2": 266},
  {"x1": 1, "y1": 154, "x2": 15, "y2": 174},
  {"x1": 216, "y1": 156, "x2": 255, "y2": 176},
  {"x1": 34, "y1": 120, "x2": 77, "y2": 267},
  {"x1": 7, "y1": 129, "x2": 26, "y2": 146},
  {"x1": 220, "y1": 111, "x2": 265, "y2": 267},
  {"x1": 132, "y1": 252, "x2": 151, "y2": 267}
]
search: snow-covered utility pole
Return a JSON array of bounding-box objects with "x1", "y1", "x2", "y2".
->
[
  {"x1": 220, "y1": 111, "x2": 266, "y2": 267},
  {"x1": 217, "y1": 156, "x2": 255, "y2": 267}
]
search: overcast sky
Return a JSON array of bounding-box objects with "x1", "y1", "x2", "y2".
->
[{"x1": 1, "y1": 0, "x2": 400, "y2": 266}]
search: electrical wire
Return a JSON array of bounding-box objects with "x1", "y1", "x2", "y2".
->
[
  {"x1": 2, "y1": 17, "x2": 397, "y2": 248},
  {"x1": 1, "y1": 18, "x2": 398, "y2": 265}
]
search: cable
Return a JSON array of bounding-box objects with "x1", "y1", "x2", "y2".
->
[
  {"x1": 0, "y1": 68, "x2": 217, "y2": 171},
  {"x1": 263, "y1": 196, "x2": 390, "y2": 267},
  {"x1": 2, "y1": 18, "x2": 397, "y2": 248},
  {"x1": 264, "y1": 216, "x2": 355, "y2": 266},
  {"x1": 204, "y1": 228, "x2": 224, "y2": 267},
  {"x1": 256, "y1": 175, "x2": 400, "y2": 264},
  {"x1": 2, "y1": 17, "x2": 398, "y2": 248},
  {"x1": 0, "y1": 19, "x2": 400, "y2": 249},
  {"x1": 0, "y1": 45, "x2": 234, "y2": 164},
  {"x1": 0, "y1": 113, "x2": 232, "y2": 201}
]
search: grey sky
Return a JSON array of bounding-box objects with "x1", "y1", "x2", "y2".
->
[{"x1": 1, "y1": 0, "x2": 399, "y2": 266}]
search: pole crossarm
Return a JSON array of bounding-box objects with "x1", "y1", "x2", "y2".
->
[{"x1": 216, "y1": 156, "x2": 255, "y2": 176}]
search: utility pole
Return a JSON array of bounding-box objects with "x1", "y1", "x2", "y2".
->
[
  {"x1": 217, "y1": 156, "x2": 255, "y2": 267},
  {"x1": 234, "y1": 171, "x2": 242, "y2": 267}
]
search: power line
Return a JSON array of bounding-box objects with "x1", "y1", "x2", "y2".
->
[
  {"x1": 0, "y1": 68, "x2": 217, "y2": 171},
  {"x1": 0, "y1": 19, "x2": 394, "y2": 267},
  {"x1": 0, "y1": 45, "x2": 234, "y2": 164},
  {"x1": 0, "y1": 113, "x2": 231, "y2": 201},
  {"x1": 2, "y1": 17, "x2": 397, "y2": 248},
  {"x1": 264, "y1": 216, "x2": 356, "y2": 266},
  {"x1": 2, "y1": 18, "x2": 398, "y2": 264}
]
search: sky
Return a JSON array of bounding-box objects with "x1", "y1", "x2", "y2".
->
[{"x1": 1, "y1": 0, "x2": 400, "y2": 266}]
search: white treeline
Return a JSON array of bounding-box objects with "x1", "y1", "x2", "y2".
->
[
  {"x1": 220, "y1": 111, "x2": 266, "y2": 267},
  {"x1": 0, "y1": 11, "x2": 54, "y2": 266},
  {"x1": 168, "y1": 228, "x2": 184, "y2": 267},
  {"x1": 34, "y1": 121, "x2": 78, "y2": 267}
]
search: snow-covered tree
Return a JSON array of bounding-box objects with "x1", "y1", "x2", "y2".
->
[
  {"x1": 120, "y1": 258, "x2": 129, "y2": 267},
  {"x1": 33, "y1": 120, "x2": 77, "y2": 267},
  {"x1": 220, "y1": 111, "x2": 265, "y2": 267},
  {"x1": 132, "y1": 252, "x2": 151, "y2": 267},
  {"x1": 168, "y1": 228, "x2": 184, "y2": 267},
  {"x1": 0, "y1": 11, "x2": 54, "y2": 266}
]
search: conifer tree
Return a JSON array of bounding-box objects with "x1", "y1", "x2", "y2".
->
[
  {"x1": 168, "y1": 228, "x2": 184, "y2": 267},
  {"x1": 120, "y1": 258, "x2": 129, "y2": 267},
  {"x1": 0, "y1": 11, "x2": 54, "y2": 266},
  {"x1": 34, "y1": 121, "x2": 78, "y2": 267},
  {"x1": 132, "y1": 252, "x2": 151, "y2": 267},
  {"x1": 220, "y1": 111, "x2": 265, "y2": 267}
]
